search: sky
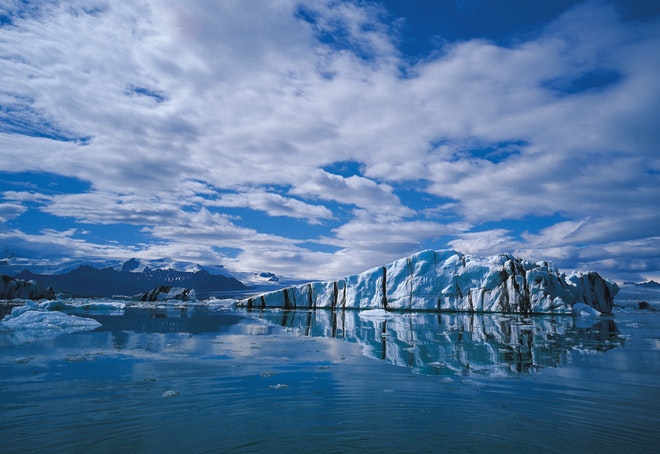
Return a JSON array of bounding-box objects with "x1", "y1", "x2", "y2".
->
[{"x1": 0, "y1": 0, "x2": 659, "y2": 283}]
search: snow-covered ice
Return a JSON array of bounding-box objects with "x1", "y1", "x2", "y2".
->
[
  {"x1": 1, "y1": 308, "x2": 101, "y2": 344},
  {"x1": 38, "y1": 299, "x2": 126, "y2": 314},
  {"x1": 238, "y1": 249, "x2": 618, "y2": 314},
  {"x1": 0, "y1": 302, "x2": 102, "y2": 345}
]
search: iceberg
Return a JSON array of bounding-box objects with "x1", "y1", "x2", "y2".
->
[
  {"x1": 0, "y1": 274, "x2": 55, "y2": 300},
  {"x1": 0, "y1": 306, "x2": 101, "y2": 345},
  {"x1": 1, "y1": 309, "x2": 101, "y2": 331},
  {"x1": 238, "y1": 250, "x2": 618, "y2": 314},
  {"x1": 134, "y1": 286, "x2": 196, "y2": 302},
  {"x1": 38, "y1": 299, "x2": 126, "y2": 313}
]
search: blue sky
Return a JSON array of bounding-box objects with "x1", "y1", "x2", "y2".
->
[{"x1": 1, "y1": 0, "x2": 659, "y2": 282}]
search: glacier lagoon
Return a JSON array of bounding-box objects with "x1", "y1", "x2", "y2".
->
[{"x1": 1, "y1": 286, "x2": 659, "y2": 453}]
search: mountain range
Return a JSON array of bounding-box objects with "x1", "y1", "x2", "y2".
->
[{"x1": 11, "y1": 258, "x2": 254, "y2": 298}]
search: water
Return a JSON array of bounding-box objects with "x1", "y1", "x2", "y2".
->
[{"x1": 1, "y1": 287, "x2": 659, "y2": 453}]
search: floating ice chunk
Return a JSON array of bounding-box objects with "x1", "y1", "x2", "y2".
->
[
  {"x1": 13, "y1": 356, "x2": 32, "y2": 364},
  {"x1": 1, "y1": 309, "x2": 101, "y2": 332},
  {"x1": 572, "y1": 303, "x2": 601, "y2": 316},
  {"x1": 39, "y1": 300, "x2": 126, "y2": 313},
  {"x1": 2, "y1": 300, "x2": 38, "y2": 321},
  {"x1": 161, "y1": 390, "x2": 180, "y2": 398},
  {"x1": 358, "y1": 309, "x2": 393, "y2": 319}
]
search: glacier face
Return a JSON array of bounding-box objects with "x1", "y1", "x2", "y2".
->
[{"x1": 238, "y1": 250, "x2": 619, "y2": 314}]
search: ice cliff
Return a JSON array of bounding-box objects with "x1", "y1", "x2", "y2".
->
[{"x1": 238, "y1": 250, "x2": 618, "y2": 314}]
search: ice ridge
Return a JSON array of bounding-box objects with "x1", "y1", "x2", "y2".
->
[{"x1": 238, "y1": 250, "x2": 618, "y2": 314}]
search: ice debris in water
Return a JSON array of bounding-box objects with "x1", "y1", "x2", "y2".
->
[
  {"x1": 572, "y1": 303, "x2": 601, "y2": 316},
  {"x1": 3, "y1": 300, "x2": 39, "y2": 320},
  {"x1": 358, "y1": 309, "x2": 393, "y2": 319},
  {"x1": 161, "y1": 390, "x2": 180, "y2": 398},
  {"x1": 38, "y1": 300, "x2": 126, "y2": 313}
]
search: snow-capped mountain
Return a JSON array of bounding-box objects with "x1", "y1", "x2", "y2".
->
[
  {"x1": 118, "y1": 257, "x2": 233, "y2": 276},
  {"x1": 1, "y1": 255, "x2": 286, "y2": 289},
  {"x1": 12, "y1": 257, "x2": 249, "y2": 298}
]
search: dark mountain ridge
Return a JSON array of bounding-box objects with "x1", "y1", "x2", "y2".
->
[
  {"x1": 636, "y1": 280, "x2": 660, "y2": 288},
  {"x1": 15, "y1": 265, "x2": 247, "y2": 298}
]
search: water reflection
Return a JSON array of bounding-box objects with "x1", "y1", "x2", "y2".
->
[
  {"x1": 87, "y1": 306, "x2": 244, "y2": 335},
  {"x1": 249, "y1": 310, "x2": 622, "y2": 376},
  {"x1": 1, "y1": 302, "x2": 623, "y2": 378}
]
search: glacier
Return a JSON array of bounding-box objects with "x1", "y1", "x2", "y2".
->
[{"x1": 238, "y1": 250, "x2": 618, "y2": 314}]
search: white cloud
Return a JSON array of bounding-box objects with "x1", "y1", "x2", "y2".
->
[
  {"x1": 448, "y1": 229, "x2": 519, "y2": 258},
  {"x1": 0, "y1": 0, "x2": 658, "y2": 282},
  {"x1": 290, "y1": 169, "x2": 414, "y2": 217},
  {"x1": 213, "y1": 190, "x2": 333, "y2": 224},
  {"x1": 0, "y1": 203, "x2": 25, "y2": 223},
  {"x1": 42, "y1": 192, "x2": 182, "y2": 225}
]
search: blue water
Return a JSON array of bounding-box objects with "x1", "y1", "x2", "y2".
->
[{"x1": 1, "y1": 289, "x2": 659, "y2": 453}]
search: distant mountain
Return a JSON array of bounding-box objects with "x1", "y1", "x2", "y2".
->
[
  {"x1": 2, "y1": 256, "x2": 289, "y2": 294},
  {"x1": 14, "y1": 264, "x2": 247, "y2": 298},
  {"x1": 636, "y1": 280, "x2": 660, "y2": 288},
  {"x1": 117, "y1": 257, "x2": 231, "y2": 276},
  {"x1": 0, "y1": 256, "x2": 234, "y2": 277},
  {"x1": 116, "y1": 258, "x2": 288, "y2": 286}
]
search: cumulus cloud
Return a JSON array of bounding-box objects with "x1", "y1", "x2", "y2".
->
[
  {"x1": 0, "y1": 203, "x2": 25, "y2": 223},
  {"x1": 0, "y1": 0, "x2": 658, "y2": 281},
  {"x1": 290, "y1": 169, "x2": 414, "y2": 217},
  {"x1": 213, "y1": 190, "x2": 333, "y2": 224}
]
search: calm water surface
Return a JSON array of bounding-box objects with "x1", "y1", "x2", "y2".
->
[{"x1": 1, "y1": 292, "x2": 659, "y2": 453}]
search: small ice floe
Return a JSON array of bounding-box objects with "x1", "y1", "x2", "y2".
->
[
  {"x1": 572, "y1": 303, "x2": 601, "y2": 316},
  {"x1": 358, "y1": 309, "x2": 393, "y2": 319},
  {"x1": 13, "y1": 356, "x2": 32, "y2": 364},
  {"x1": 66, "y1": 354, "x2": 90, "y2": 362},
  {"x1": 39, "y1": 300, "x2": 126, "y2": 315},
  {"x1": 0, "y1": 308, "x2": 101, "y2": 345},
  {"x1": 2, "y1": 300, "x2": 38, "y2": 320},
  {"x1": 1, "y1": 309, "x2": 101, "y2": 332},
  {"x1": 161, "y1": 390, "x2": 180, "y2": 398}
]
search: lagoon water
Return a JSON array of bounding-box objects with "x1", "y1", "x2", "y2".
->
[{"x1": 1, "y1": 287, "x2": 659, "y2": 453}]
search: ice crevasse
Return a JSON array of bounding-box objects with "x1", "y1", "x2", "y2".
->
[{"x1": 239, "y1": 250, "x2": 618, "y2": 314}]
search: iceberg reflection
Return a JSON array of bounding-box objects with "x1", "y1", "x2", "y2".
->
[{"x1": 249, "y1": 309, "x2": 622, "y2": 376}]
